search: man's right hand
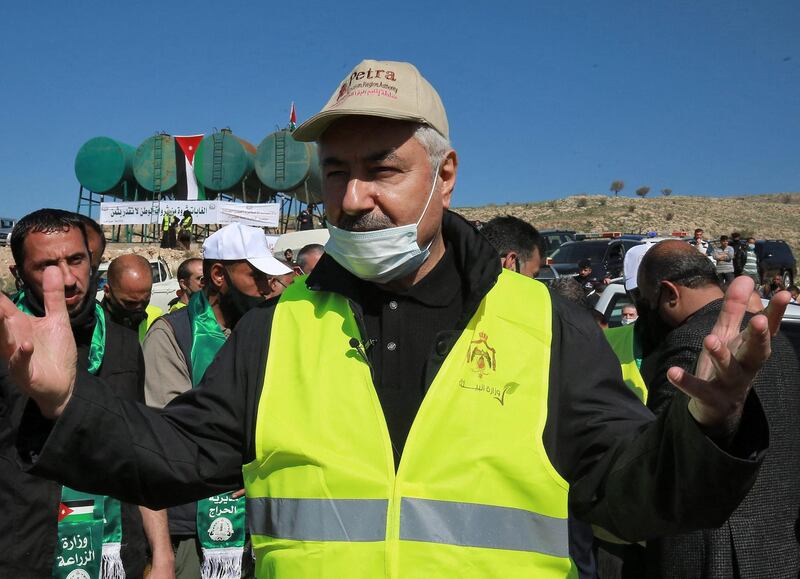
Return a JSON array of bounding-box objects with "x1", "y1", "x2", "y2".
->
[{"x1": 0, "y1": 266, "x2": 77, "y2": 418}]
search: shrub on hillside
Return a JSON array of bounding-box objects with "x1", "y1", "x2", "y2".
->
[{"x1": 577, "y1": 197, "x2": 588, "y2": 208}]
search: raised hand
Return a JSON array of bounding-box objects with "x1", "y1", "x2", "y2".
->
[
  {"x1": 0, "y1": 266, "x2": 77, "y2": 418},
  {"x1": 667, "y1": 275, "x2": 790, "y2": 433}
]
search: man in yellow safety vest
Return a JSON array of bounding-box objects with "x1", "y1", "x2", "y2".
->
[{"x1": 0, "y1": 60, "x2": 789, "y2": 579}]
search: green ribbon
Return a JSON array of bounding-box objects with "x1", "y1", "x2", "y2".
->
[
  {"x1": 188, "y1": 292, "x2": 247, "y2": 578},
  {"x1": 15, "y1": 293, "x2": 122, "y2": 579}
]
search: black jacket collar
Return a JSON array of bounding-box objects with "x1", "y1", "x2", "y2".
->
[{"x1": 306, "y1": 210, "x2": 501, "y2": 326}]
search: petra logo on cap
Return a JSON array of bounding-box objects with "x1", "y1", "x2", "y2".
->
[{"x1": 335, "y1": 66, "x2": 399, "y2": 104}]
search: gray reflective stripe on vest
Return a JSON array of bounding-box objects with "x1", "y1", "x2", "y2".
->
[
  {"x1": 248, "y1": 497, "x2": 568, "y2": 556},
  {"x1": 247, "y1": 498, "x2": 387, "y2": 542},
  {"x1": 400, "y1": 497, "x2": 569, "y2": 558}
]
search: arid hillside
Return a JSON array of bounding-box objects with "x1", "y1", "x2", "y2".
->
[
  {"x1": 1, "y1": 192, "x2": 798, "y2": 293},
  {"x1": 454, "y1": 192, "x2": 800, "y2": 255}
]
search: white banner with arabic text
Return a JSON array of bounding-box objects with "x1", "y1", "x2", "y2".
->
[{"x1": 99, "y1": 201, "x2": 280, "y2": 228}]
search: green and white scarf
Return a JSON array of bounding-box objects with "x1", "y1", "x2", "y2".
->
[
  {"x1": 189, "y1": 292, "x2": 247, "y2": 579},
  {"x1": 15, "y1": 293, "x2": 124, "y2": 579}
]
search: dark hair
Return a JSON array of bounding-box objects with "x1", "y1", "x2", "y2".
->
[
  {"x1": 296, "y1": 244, "x2": 325, "y2": 270},
  {"x1": 731, "y1": 231, "x2": 741, "y2": 239},
  {"x1": 550, "y1": 277, "x2": 589, "y2": 308},
  {"x1": 719, "y1": 235, "x2": 729, "y2": 242},
  {"x1": 11, "y1": 208, "x2": 88, "y2": 266},
  {"x1": 694, "y1": 228, "x2": 703, "y2": 235},
  {"x1": 177, "y1": 257, "x2": 202, "y2": 282},
  {"x1": 578, "y1": 259, "x2": 592, "y2": 270},
  {"x1": 481, "y1": 216, "x2": 542, "y2": 262},
  {"x1": 75, "y1": 214, "x2": 106, "y2": 256},
  {"x1": 639, "y1": 243, "x2": 719, "y2": 303}
]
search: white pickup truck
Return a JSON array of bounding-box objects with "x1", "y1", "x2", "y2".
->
[{"x1": 95, "y1": 257, "x2": 180, "y2": 312}]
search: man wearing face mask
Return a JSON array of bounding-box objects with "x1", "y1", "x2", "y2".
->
[
  {"x1": 741, "y1": 236, "x2": 760, "y2": 286},
  {"x1": 0, "y1": 209, "x2": 152, "y2": 578},
  {"x1": 637, "y1": 240, "x2": 800, "y2": 578},
  {"x1": 141, "y1": 222, "x2": 290, "y2": 579},
  {"x1": 480, "y1": 215, "x2": 543, "y2": 278},
  {"x1": 3, "y1": 61, "x2": 789, "y2": 579},
  {"x1": 102, "y1": 254, "x2": 164, "y2": 343}
]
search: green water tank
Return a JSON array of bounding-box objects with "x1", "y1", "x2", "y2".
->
[
  {"x1": 74, "y1": 137, "x2": 135, "y2": 194},
  {"x1": 255, "y1": 130, "x2": 322, "y2": 204},
  {"x1": 194, "y1": 129, "x2": 256, "y2": 193},
  {"x1": 133, "y1": 134, "x2": 178, "y2": 193}
]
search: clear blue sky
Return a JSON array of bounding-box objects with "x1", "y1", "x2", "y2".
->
[{"x1": 1, "y1": 0, "x2": 798, "y2": 217}]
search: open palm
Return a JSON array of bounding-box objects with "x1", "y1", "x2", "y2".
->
[
  {"x1": 0, "y1": 267, "x2": 77, "y2": 418},
  {"x1": 668, "y1": 275, "x2": 790, "y2": 431}
]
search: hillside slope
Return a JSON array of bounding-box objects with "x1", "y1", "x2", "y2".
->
[{"x1": 454, "y1": 193, "x2": 800, "y2": 256}]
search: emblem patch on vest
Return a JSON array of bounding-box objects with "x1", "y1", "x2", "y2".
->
[
  {"x1": 460, "y1": 332, "x2": 520, "y2": 405},
  {"x1": 467, "y1": 332, "x2": 496, "y2": 377}
]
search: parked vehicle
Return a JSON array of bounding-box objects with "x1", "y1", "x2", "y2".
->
[
  {"x1": 549, "y1": 238, "x2": 643, "y2": 281},
  {"x1": 0, "y1": 217, "x2": 16, "y2": 247},
  {"x1": 755, "y1": 240, "x2": 796, "y2": 288},
  {"x1": 539, "y1": 229, "x2": 576, "y2": 258},
  {"x1": 95, "y1": 257, "x2": 180, "y2": 312},
  {"x1": 534, "y1": 264, "x2": 568, "y2": 283}
]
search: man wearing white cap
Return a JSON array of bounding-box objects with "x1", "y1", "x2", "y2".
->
[
  {"x1": 140, "y1": 223, "x2": 289, "y2": 579},
  {"x1": 1, "y1": 60, "x2": 789, "y2": 579}
]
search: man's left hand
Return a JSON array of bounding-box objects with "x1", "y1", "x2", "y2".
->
[{"x1": 667, "y1": 276, "x2": 790, "y2": 436}]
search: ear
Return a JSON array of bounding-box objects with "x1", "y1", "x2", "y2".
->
[
  {"x1": 438, "y1": 150, "x2": 458, "y2": 210},
  {"x1": 210, "y1": 263, "x2": 227, "y2": 292},
  {"x1": 661, "y1": 280, "x2": 680, "y2": 306},
  {"x1": 501, "y1": 253, "x2": 518, "y2": 271}
]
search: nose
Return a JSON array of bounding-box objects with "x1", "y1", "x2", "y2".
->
[
  {"x1": 340, "y1": 178, "x2": 378, "y2": 217},
  {"x1": 60, "y1": 261, "x2": 78, "y2": 288}
]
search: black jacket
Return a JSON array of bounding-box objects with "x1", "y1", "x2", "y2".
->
[
  {"x1": 1, "y1": 307, "x2": 147, "y2": 579},
  {"x1": 18, "y1": 212, "x2": 767, "y2": 544},
  {"x1": 642, "y1": 300, "x2": 800, "y2": 578}
]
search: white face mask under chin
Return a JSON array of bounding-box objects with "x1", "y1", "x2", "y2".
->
[{"x1": 325, "y1": 164, "x2": 441, "y2": 283}]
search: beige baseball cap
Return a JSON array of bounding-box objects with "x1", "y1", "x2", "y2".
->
[{"x1": 292, "y1": 59, "x2": 449, "y2": 142}]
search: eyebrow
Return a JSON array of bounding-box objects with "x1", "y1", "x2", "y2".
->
[
  {"x1": 321, "y1": 148, "x2": 400, "y2": 167},
  {"x1": 32, "y1": 252, "x2": 86, "y2": 268}
]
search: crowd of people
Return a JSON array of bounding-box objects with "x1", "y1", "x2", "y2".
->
[{"x1": 0, "y1": 59, "x2": 797, "y2": 579}]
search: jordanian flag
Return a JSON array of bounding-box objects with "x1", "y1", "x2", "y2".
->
[
  {"x1": 175, "y1": 134, "x2": 205, "y2": 200},
  {"x1": 58, "y1": 499, "x2": 95, "y2": 523},
  {"x1": 289, "y1": 102, "x2": 297, "y2": 131}
]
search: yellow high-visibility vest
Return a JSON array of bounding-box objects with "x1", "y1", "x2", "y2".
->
[
  {"x1": 138, "y1": 303, "x2": 164, "y2": 343},
  {"x1": 603, "y1": 324, "x2": 647, "y2": 403},
  {"x1": 243, "y1": 270, "x2": 576, "y2": 578}
]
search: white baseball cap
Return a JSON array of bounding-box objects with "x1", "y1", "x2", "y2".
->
[
  {"x1": 202, "y1": 223, "x2": 292, "y2": 276},
  {"x1": 624, "y1": 243, "x2": 656, "y2": 291}
]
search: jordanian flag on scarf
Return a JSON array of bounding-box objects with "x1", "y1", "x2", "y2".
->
[
  {"x1": 175, "y1": 134, "x2": 205, "y2": 200},
  {"x1": 289, "y1": 102, "x2": 297, "y2": 131},
  {"x1": 58, "y1": 499, "x2": 95, "y2": 524}
]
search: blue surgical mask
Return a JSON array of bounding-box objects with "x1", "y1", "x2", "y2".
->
[
  {"x1": 748, "y1": 243, "x2": 755, "y2": 250},
  {"x1": 325, "y1": 165, "x2": 440, "y2": 284}
]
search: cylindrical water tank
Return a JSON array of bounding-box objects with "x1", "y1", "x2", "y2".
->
[
  {"x1": 194, "y1": 129, "x2": 256, "y2": 193},
  {"x1": 133, "y1": 134, "x2": 178, "y2": 194},
  {"x1": 74, "y1": 137, "x2": 135, "y2": 195},
  {"x1": 255, "y1": 130, "x2": 322, "y2": 204}
]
